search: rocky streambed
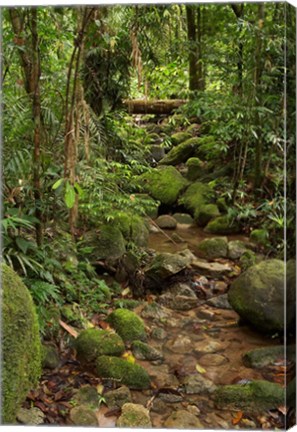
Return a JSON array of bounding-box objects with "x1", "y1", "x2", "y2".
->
[{"x1": 20, "y1": 222, "x2": 296, "y2": 429}]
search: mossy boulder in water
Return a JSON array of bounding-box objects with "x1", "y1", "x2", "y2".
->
[
  {"x1": 186, "y1": 157, "x2": 205, "y2": 181},
  {"x1": 139, "y1": 166, "x2": 188, "y2": 206},
  {"x1": 75, "y1": 328, "x2": 125, "y2": 363},
  {"x1": 96, "y1": 356, "x2": 151, "y2": 389},
  {"x1": 228, "y1": 259, "x2": 296, "y2": 332},
  {"x1": 2, "y1": 264, "x2": 42, "y2": 424},
  {"x1": 159, "y1": 137, "x2": 200, "y2": 165},
  {"x1": 178, "y1": 182, "x2": 215, "y2": 219},
  {"x1": 196, "y1": 237, "x2": 228, "y2": 259},
  {"x1": 243, "y1": 345, "x2": 296, "y2": 369},
  {"x1": 195, "y1": 203, "x2": 220, "y2": 226},
  {"x1": 113, "y1": 212, "x2": 149, "y2": 247},
  {"x1": 204, "y1": 215, "x2": 240, "y2": 234},
  {"x1": 214, "y1": 380, "x2": 284, "y2": 411},
  {"x1": 107, "y1": 309, "x2": 146, "y2": 342},
  {"x1": 171, "y1": 131, "x2": 192, "y2": 146},
  {"x1": 116, "y1": 403, "x2": 152, "y2": 427}
]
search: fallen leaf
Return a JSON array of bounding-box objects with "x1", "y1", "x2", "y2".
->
[
  {"x1": 195, "y1": 363, "x2": 206, "y2": 374},
  {"x1": 278, "y1": 405, "x2": 289, "y2": 415},
  {"x1": 122, "y1": 351, "x2": 135, "y2": 364},
  {"x1": 232, "y1": 411, "x2": 243, "y2": 425},
  {"x1": 59, "y1": 320, "x2": 78, "y2": 338},
  {"x1": 97, "y1": 384, "x2": 104, "y2": 395},
  {"x1": 121, "y1": 287, "x2": 130, "y2": 297}
]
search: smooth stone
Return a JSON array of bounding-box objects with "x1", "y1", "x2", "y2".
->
[
  {"x1": 164, "y1": 410, "x2": 203, "y2": 428},
  {"x1": 192, "y1": 259, "x2": 232, "y2": 277},
  {"x1": 206, "y1": 294, "x2": 232, "y2": 310},
  {"x1": 155, "y1": 215, "x2": 177, "y2": 229},
  {"x1": 194, "y1": 340, "x2": 223, "y2": 354},
  {"x1": 182, "y1": 374, "x2": 217, "y2": 395},
  {"x1": 199, "y1": 354, "x2": 229, "y2": 366},
  {"x1": 165, "y1": 335, "x2": 193, "y2": 354},
  {"x1": 172, "y1": 213, "x2": 194, "y2": 224}
]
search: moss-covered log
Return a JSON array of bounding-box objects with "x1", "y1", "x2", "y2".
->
[{"x1": 123, "y1": 99, "x2": 187, "y2": 114}]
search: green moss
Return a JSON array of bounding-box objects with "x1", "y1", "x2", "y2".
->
[
  {"x1": 132, "y1": 340, "x2": 163, "y2": 361},
  {"x1": 204, "y1": 215, "x2": 240, "y2": 234},
  {"x1": 186, "y1": 123, "x2": 200, "y2": 135},
  {"x1": 2, "y1": 264, "x2": 42, "y2": 424},
  {"x1": 194, "y1": 136, "x2": 217, "y2": 160},
  {"x1": 107, "y1": 308, "x2": 146, "y2": 342},
  {"x1": 186, "y1": 157, "x2": 205, "y2": 181},
  {"x1": 84, "y1": 225, "x2": 126, "y2": 260},
  {"x1": 139, "y1": 166, "x2": 188, "y2": 206},
  {"x1": 72, "y1": 386, "x2": 99, "y2": 408},
  {"x1": 42, "y1": 345, "x2": 60, "y2": 369},
  {"x1": 114, "y1": 299, "x2": 142, "y2": 310},
  {"x1": 75, "y1": 328, "x2": 125, "y2": 363},
  {"x1": 178, "y1": 182, "x2": 215, "y2": 217},
  {"x1": 216, "y1": 197, "x2": 229, "y2": 213},
  {"x1": 116, "y1": 403, "x2": 151, "y2": 427},
  {"x1": 195, "y1": 203, "x2": 220, "y2": 226},
  {"x1": 196, "y1": 237, "x2": 228, "y2": 259},
  {"x1": 243, "y1": 345, "x2": 295, "y2": 369},
  {"x1": 96, "y1": 356, "x2": 151, "y2": 389},
  {"x1": 171, "y1": 132, "x2": 192, "y2": 146},
  {"x1": 159, "y1": 137, "x2": 200, "y2": 165},
  {"x1": 239, "y1": 250, "x2": 257, "y2": 270},
  {"x1": 215, "y1": 380, "x2": 284, "y2": 411},
  {"x1": 70, "y1": 405, "x2": 98, "y2": 426},
  {"x1": 250, "y1": 229, "x2": 269, "y2": 246},
  {"x1": 113, "y1": 212, "x2": 149, "y2": 247}
]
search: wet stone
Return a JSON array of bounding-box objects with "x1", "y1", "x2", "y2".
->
[
  {"x1": 199, "y1": 353, "x2": 229, "y2": 366},
  {"x1": 182, "y1": 374, "x2": 217, "y2": 395},
  {"x1": 194, "y1": 340, "x2": 223, "y2": 354},
  {"x1": 192, "y1": 259, "x2": 233, "y2": 277},
  {"x1": 207, "y1": 294, "x2": 232, "y2": 310},
  {"x1": 165, "y1": 334, "x2": 193, "y2": 354},
  {"x1": 197, "y1": 308, "x2": 216, "y2": 321},
  {"x1": 151, "y1": 326, "x2": 167, "y2": 340},
  {"x1": 164, "y1": 409, "x2": 203, "y2": 429},
  {"x1": 104, "y1": 386, "x2": 132, "y2": 410}
]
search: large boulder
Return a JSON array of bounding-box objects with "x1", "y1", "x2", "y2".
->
[
  {"x1": 159, "y1": 137, "x2": 200, "y2": 165},
  {"x1": 2, "y1": 264, "x2": 42, "y2": 423},
  {"x1": 178, "y1": 182, "x2": 215, "y2": 221},
  {"x1": 195, "y1": 203, "x2": 220, "y2": 226},
  {"x1": 186, "y1": 157, "x2": 206, "y2": 181},
  {"x1": 113, "y1": 212, "x2": 149, "y2": 247},
  {"x1": 139, "y1": 166, "x2": 188, "y2": 206},
  {"x1": 144, "y1": 252, "x2": 190, "y2": 289},
  {"x1": 83, "y1": 225, "x2": 126, "y2": 260},
  {"x1": 155, "y1": 215, "x2": 177, "y2": 229},
  {"x1": 228, "y1": 259, "x2": 295, "y2": 332}
]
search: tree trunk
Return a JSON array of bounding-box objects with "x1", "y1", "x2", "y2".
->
[
  {"x1": 253, "y1": 4, "x2": 265, "y2": 189},
  {"x1": 186, "y1": 5, "x2": 199, "y2": 91},
  {"x1": 231, "y1": 4, "x2": 244, "y2": 95},
  {"x1": 9, "y1": 8, "x2": 43, "y2": 246},
  {"x1": 123, "y1": 99, "x2": 187, "y2": 114}
]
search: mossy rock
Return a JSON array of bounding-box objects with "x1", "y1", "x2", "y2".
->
[
  {"x1": 42, "y1": 345, "x2": 60, "y2": 370},
  {"x1": 214, "y1": 380, "x2": 284, "y2": 411},
  {"x1": 204, "y1": 215, "x2": 240, "y2": 234},
  {"x1": 186, "y1": 157, "x2": 205, "y2": 181},
  {"x1": 116, "y1": 403, "x2": 152, "y2": 427},
  {"x1": 84, "y1": 225, "x2": 126, "y2": 260},
  {"x1": 243, "y1": 345, "x2": 296, "y2": 369},
  {"x1": 196, "y1": 237, "x2": 228, "y2": 260},
  {"x1": 2, "y1": 264, "x2": 42, "y2": 424},
  {"x1": 159, "y1": 137, "x2": 200, "y2": 165},
  {"x1": 107, "y1": 309, "x2": 146, "y2": 342},
  {"x1": 186, "y1": 123, "x2": 200, "y2": 135},
  {"x1": 70, "y1": 405, "x2": 98, "y2": 426},
  {"x1": 114, "y1": 299, "x2": 142, "y2": 310},
  {"x1": 178, "y1": 182, "x2": 215, "y2": 217},
  {"x1": 195, "y1": 203, "x2": 220, "y2": 226},
  {"x1": 228, "y1": 259, "x2": 295, "y2": 332},
  {"x1": 228, "y1": 240, "x2": 249, "y2": 260},
  {"x1": 139, "y1": 166, "x2": 188, "y2": 206},
  {"x1": 75, "y1": 328, "x2": 125, "y2": 363},
  {"x1": 113, "y1": 212, "x2": 149, "y2": 247},
  {"x1": 96, "y1": 356, "x2": 151, "y2": 389},
  {"x1": 72, "y1": 386, "x2": 99, "y2": 408},
  {"x1": 172, "y1": 213, "x2": 194, "y2": 224},
  {"x1": 132, "y1": 340, "x2": 163, "y2": 361},
  {"x1": 105, "y1": 386, "x2": 132, "y2": 409},
  {"x1": 171, "y1": 131, "x2": 192, "y2": 146},
  {"x1": 193, "y1": 135, "x2": 219, "y2": 160},
  {"x1": 239, "y1": 250, "x2": 258, "y2": 270},
  {"x1": 250, "y1": 229, "x2": 269, "y2": 247},
  {"x1": 61, "y1": 304, "x2": 82, "y2": 326}
]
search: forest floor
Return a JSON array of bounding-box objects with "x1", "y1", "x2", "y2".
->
[{"x1": 19, "y1": 113, "x2": 295, "y2": 429}]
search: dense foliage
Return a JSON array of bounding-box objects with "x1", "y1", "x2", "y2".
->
[{"x1": 2, "y1": 4, "x2": 295, "y2": 334}]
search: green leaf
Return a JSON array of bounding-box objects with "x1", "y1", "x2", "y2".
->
[
  {"x1": 64, "y1": 182, "x2": 76, "y2": 209},
  {"x1": 15, "y1": 237, "x2": 32, "y2": 254},
  {"x1": 74, "y1": 182, "x2": 83, "y2": 197},
  {"x1": 52, "y1": 178, "x2": 64, "y2": 190}
]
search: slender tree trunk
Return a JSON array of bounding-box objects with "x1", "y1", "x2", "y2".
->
[
  {"x1": 196, "y1": 6, "x2": 204, "y2": 91},
  {"x1": 253, "y1": 4, "x2": 265, "y2": 189},
  {"x1": 231, "y1": 4, "x2": 244, "y2": 95},
  {"x1": 186, "y1": 5, "x2": 199, "y2": 91},
  {"x1": 9, "y1": 8, "x2": 43, "y2": 245}
]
